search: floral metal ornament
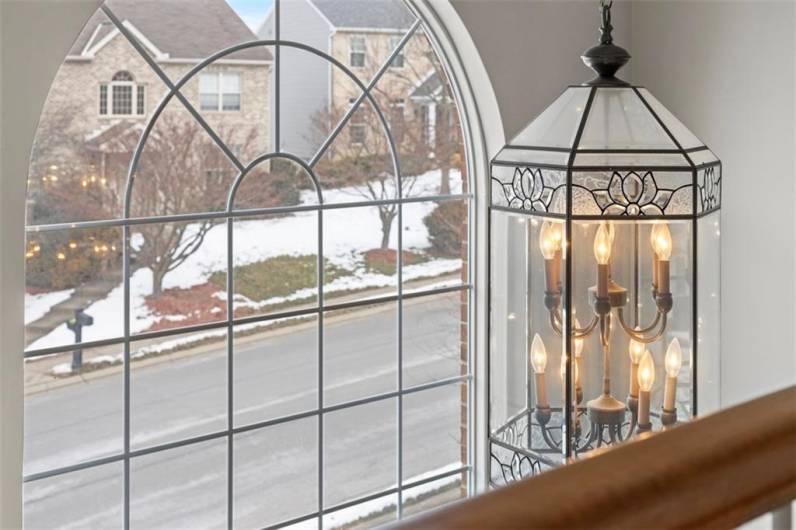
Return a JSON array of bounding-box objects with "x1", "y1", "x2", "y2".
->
[
  {"x1": 591, "y1": 171, "x2": 675, "y2": 216},
  {"x1": 698, "y1": 165, "x2": 721, "y2": 213},
  {"x1": 495, "y1": 167, "x2": 560, "y2": 213}
]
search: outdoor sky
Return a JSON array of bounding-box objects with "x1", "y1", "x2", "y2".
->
[{"x1": 226, "y1": 0, "x2": 274, "y2": 32}]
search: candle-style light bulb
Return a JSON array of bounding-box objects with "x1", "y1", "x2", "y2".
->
[
  {"x1": 638, "y1": 351, "x2": 655, "y2": 393},
  {"x1": 573, "y1": 317, "x2": 584, "y2": 358},
  {"x1": 628, "y1": 331, "x2": 645, "y2": 398},
  {"x1": 628, "y1": 336, "x2": 645, "y2": 365},
  {"x1": 560, "y1": 353, "x2": 579, "y2": 385},
  {"x1": 651, "y1": 222, "x2": 672, "y2": 261},
  {"x1": 593, "y1": 223, "x2": 612, "y2": 265},
  {"x1": 539, "y1": 221, "x2": 562, "y2": 259},
  {"x1": 637, "y1": 350, "x2": 655, "y2": 431},
  {"x1": 665, "y1": 338, "x2": 682, "y2": 377},
  {"x1": 530, "y1": 333, "x2": 547, "y2": 374},
  {"x1": 663, "y1": 338, "x2": 682, "y2": 413}
]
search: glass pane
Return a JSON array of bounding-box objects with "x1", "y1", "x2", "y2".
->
[
  {"x1": 129, "y1": 220, "x2": 227, "y2": 336},
  {"x1": 233, "y1": 418, "x2": 318, "y2": 528},
  {"x1": 25, "y1": 226, "x2": 122, "y2": 352},
  {"x1": 277, "y1": 45, "x2": 361, "y2": 159},
  {"x1": 322, "y1": 494, "x2": 397, "y2": 530},
  {"x1": 371, "y1": 28, "x2": 466, "y2": 198},
  {"x1": 323, "y1": 205, "x2": 397, "y2": 305},
  {"x1": 508, "y1": 87, "x2": 590, "y2": 148},
  {"x1": 401, "y1": 473, "x2": 466, "y2": 518},
  {"x1": 572, "y1": 152, "x2": 690, "y2": 167},
  {"x1": 403, "y1": 291, "x2": 466, "y2": 388},
  {"x1": 27, "y1": 8, "x2": 158, "y2": 225},
  {"x1": 24, "y1": 345, "x2": 123, "y2": 477},
  {"x1": 579, "y1": 87, "x2": 676, "y2": 150},
  {"x1": 130, "y1": 329, "x2": 227, "y2": 449},
  {"x1": 24, "y1": 462, "x2": 124, "y2": 529},
  {"x1": 689, "y1": 148, "x2": 720, "y2": 166},
  {"x1": 403, "y1": 199, "x2": 468, "y2": 291},
  {"x1": 233, "y1": 316, "x2": 318, "y2": 427},
  {"x1": 697, "y1": 213, "x2": 721, "y2": 414},
  {"x1": 130, "y1": 438, "x2": 227, "y2": 528},
  {"x1": 490, "y1": 165, "x2": 567, "y2": 215},
  {"x1": 323, "y1": 302, "x2": 397, "y2": 406},
  {"x1": 201, "y1": 93, "x2": 220, "y2": 111},
  {"x1": 637, "y1": 88, "x2": 704, "y2": 150},
  {"x1": 227, "y1": 212, "x2": 320, "y2": 322},
  {"x1": 323, "y1": 399, "x2": 397, "y2": 507},
  {"x1": 200, "y1": 73, "x2": 218, "y2": 93},
  {"x1": 403, "y1": 383, "x2": 466, "y2": 482},
  {"x1": 221, "y1": 72, "x2": 240, "y2": 93}
]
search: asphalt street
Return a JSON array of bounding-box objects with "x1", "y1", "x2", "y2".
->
[{"x1": 23, "y1": 293, "x2": 467, "y2": 529}]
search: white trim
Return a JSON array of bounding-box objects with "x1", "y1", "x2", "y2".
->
[
  {"x1": 82, "y1": 20, "x2": 168, "y2": 61},
  {"x1": 80, "y1": 22, "x2": 104, "y2": 55}
]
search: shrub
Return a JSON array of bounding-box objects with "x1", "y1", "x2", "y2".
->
[{"x1": 423, "y1": 201, "x2": 466, "y2": 258}]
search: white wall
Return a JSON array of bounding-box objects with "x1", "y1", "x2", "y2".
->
[
  {"x1": 452, "y1": 0, "x2": 795, "y2": 408},
  {"x1": 630, "y1": 1, "x2": 796, "y2": 407}
]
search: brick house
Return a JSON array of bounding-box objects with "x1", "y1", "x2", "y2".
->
[
  {"x1": 259, "y1": 0, "x2": 452, "y2": 162},
  {"x1": 30, "y1": 0, "x2": 271, "y2": 222}
]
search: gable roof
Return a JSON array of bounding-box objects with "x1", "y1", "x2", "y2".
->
[
  {"x1": 69, "y1": 0, "x2": 271, "y2": 62},
  {"x1": 309, "y1": 0, "x2": 415, "y2": 31},
  {"x1": 410, "y1": 71, "x2": 443, "y2": 100}
]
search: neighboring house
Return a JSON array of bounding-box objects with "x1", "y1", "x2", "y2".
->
[
  {"x1": 32, "y1": 0, "x2": 271, "y2": 213},
  {"x1": 259, "y1": 0, "x2": 449, "y2": 161}
]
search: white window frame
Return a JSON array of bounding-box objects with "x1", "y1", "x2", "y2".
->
[
  {"x1": 100, "y1": 72, "x2": 145, "y2": 117},
  {"x1": 199, "y1": 72, "x2": 241, "y2": 112},
  {"x1": 349, "y1": 35, "x2": 366, "y2": 68}
]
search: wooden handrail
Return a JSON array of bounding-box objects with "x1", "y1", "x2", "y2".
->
[{"x1": 400, "y1": 386, "x2": 796, "y2": 529}]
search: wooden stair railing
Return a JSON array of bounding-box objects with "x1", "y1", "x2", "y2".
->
[{"x1": 400, "y1": 386, "x2": 796, "y2": 529}]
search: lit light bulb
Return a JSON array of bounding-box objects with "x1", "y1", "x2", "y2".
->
[
  {"x1": 638, "y1": 350, "x2": 656, "y2": 392},
  {"x1": 651, "y1": 222, "x2": 672, "y2": 260},
  {"x1": 530, "y1": 333, "x2": 547, "y2": 374},
  {"x1": 559, "y1": 353, "x2": 578, "y2": 384},
  {"x1": 539, "y1": 221, "x2": 562, "y2": 259},
  {"x1": 628, "y1": 333, "x2": 645, "y2": 364},
  {"x1": 573, "y1": 317, "x2": 584, "y2": 358},
  {"x1": 593, "y1": 222, "x2": 612, "y2": 265},
  {"x1": 665, "y1": 337, "x2": 683, "y2": 377}
]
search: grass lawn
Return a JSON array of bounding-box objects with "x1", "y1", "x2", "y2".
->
[{"x1": 210, "y1": 254, "x2": 353, "y2": 301}]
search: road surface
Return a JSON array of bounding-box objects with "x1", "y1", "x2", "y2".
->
[{"x1": 23, "y1": 293, "x2": 467, "y2": 529}]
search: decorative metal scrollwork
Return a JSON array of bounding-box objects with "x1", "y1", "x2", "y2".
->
[
  {"x1": 588, "y1": 170, "x2": 678, "y2": 216},
  {"x1": 492, "y1": 167, "x2": 564, "y2": 213},
  {"x1": 698, "y1": 165, "x2": 721, "y2": 213}
]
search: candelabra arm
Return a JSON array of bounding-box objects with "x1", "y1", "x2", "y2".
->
[
  {"x1": 574, "y1": 315, "x2": 599, "y2": 338},
  {"x1": 617, "y1": 307, "x2": 668, "y2": 344},
  {"x1": 549, "y1": 309, "x2": 562, "y2": 336},
  {"x1": 549, "y1": 310, "x2": 599, "y2": 340}
]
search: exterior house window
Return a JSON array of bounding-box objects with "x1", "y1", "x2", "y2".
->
[
  {"x1": 199, "y1": 72, "x2": 241, "y2": 111},
  {"x1": 349, "y1": 97, "x2": 366, "y2": 145},
  {"x1": 349, "y1": 35, "x2": 366, "y2": 68},
  {"x1": 100, "y1": 71, "x2": 145, "y2": 117},
  {"x1": 389, "y1": 35, "x2": 404, "y2": 68},
  {"x1": 391, "y1": 99, "x2": 405, "y2": 143}
]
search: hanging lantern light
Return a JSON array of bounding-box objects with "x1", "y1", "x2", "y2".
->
[{"x1": 488, "y1": 0, "x2": 721, "y2": 482}]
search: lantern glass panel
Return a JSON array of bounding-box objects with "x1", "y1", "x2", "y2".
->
[
  {"x1": 579, "y1": 88, "x2": 677, "y2": 150},
  {"x1": 697, "y1": 212, "x2": 721, "y2": 413},
  {"x1": 635, "y1": 88, "x2": 704, "y2": 150},
  {"x1": 508, "y1": 87, "x2": 590, "y2": 149}
]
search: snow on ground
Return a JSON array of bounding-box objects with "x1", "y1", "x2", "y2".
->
[
  {"x1": 25, "y1": 288, "x2": 74, "y2": 323},
  {"x1": 28, "y1": 170, "x2": 465, "y2": 353}
]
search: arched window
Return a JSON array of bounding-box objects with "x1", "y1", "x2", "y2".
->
[
  {"x1": 100, "y1": 70, "x2": 144, "y2": 116},
  {"x1": 23, "y1": 1, "x2": 472, "y2": 527}
]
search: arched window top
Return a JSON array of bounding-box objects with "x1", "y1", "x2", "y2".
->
[{"x1": 112, "y1": 70, "x2": 134, "y2": 82}]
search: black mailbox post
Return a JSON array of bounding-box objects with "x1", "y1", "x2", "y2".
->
[{"x1": 66, "y1": 308, "x2": 94, "y2": 370}]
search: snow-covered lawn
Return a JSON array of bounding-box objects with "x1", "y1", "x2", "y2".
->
[
  {"x1": 25, "y1": 288, "x2": 74, "y2": 323},
  {"x1": 28, "y1": 170, "x2": 464, "y2": 353}
]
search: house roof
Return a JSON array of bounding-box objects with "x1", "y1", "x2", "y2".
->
[
  {"x1": 69, "y1": 0, "x2": 271, "y2": 62},
  {"x1": 310, "y1": 0, "x2": 415, "y2": 31}
]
